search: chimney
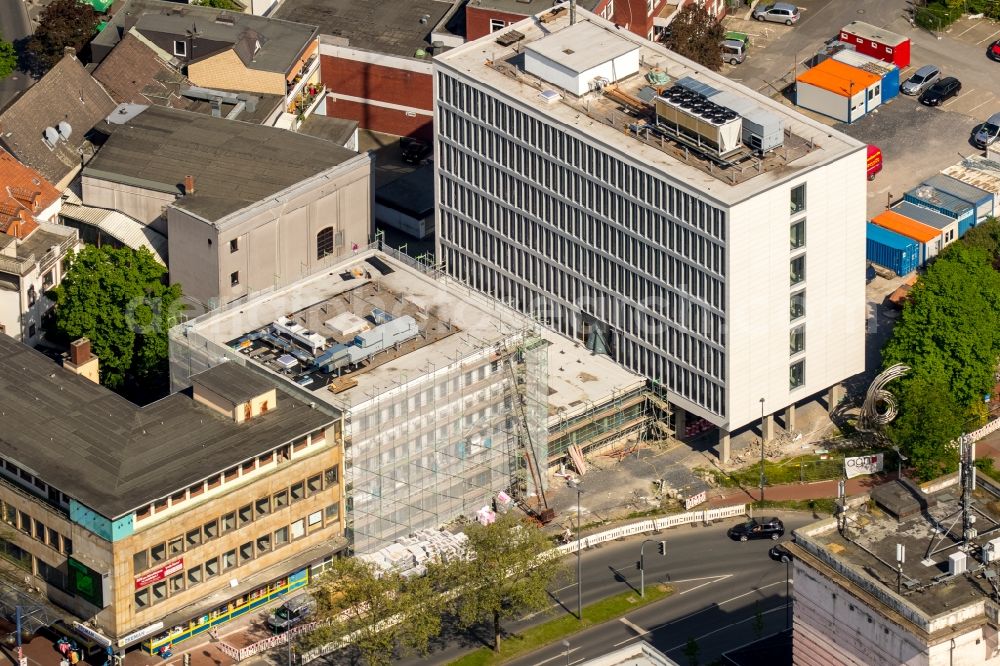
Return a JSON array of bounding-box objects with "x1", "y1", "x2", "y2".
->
[
  {"x1": 184, "y1": 175, "x2": 195, "y2": 195},
  {"x1": 64, "y1": 46, "x2": 76, "y2": 59},
  {"x1": 63, "y1": 338, "x2": 100, "y2": 383}
]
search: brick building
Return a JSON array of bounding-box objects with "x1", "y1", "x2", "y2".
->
[{"x1": 0, "y1": 338, "x2": 346, "y2": 651}]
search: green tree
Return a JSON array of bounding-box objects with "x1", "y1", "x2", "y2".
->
[
  {"x1": 449, "y1": 512, "x2": 565, "y2": 652},
  {"x1": 24, "y1": 0, "x2": 98, "y2": 76},
  {"x1": 0, "y1": 40, "x2": 16, "y2": 80},
  {"x1": 662, "y1": 4, "x2": 726, "y2": 72},
  {"x1": 307, "y1": 557, "x2": 445, "y2": 666},
  {"x1": 47, "y1": 245, "x2": 181, "y2": 396},
  {"x1": 962, "y1": 217, "x2": 1000, "y2": 267},
  {"x1": 888, "y1": 373, "x2": 967, "y2": 480},
  {"x1": 194, "y1": 0, "x2": 243, "y2": 9}
]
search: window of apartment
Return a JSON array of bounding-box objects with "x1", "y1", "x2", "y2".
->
[
  {"x1": 133, "y1": 551, "x2": 149, "y2": 573},
  {"x1": 239, "y1": 541, "x2": 254, "y2": 564},
  {"x1": 186, "y1": 528, "x2": 202, "y2": 549},
  {"x1": 150, "y1": 542, "x2": 166, "y2": 565},
  {"x1": 230, "y1": 271, "x2": 240, "y2": 287},
  {"x1": 790, "y1": 291, "x2": 805, "y2": 321},
  {"x1": 42, "y1": 271, "x2": 54, "y2": 289},
  {"x1": 790, "y1": 219, "x2": 805, "y2": 249},
  {"x1": 17, "y1": 511, "x2": 29, "y2": 533},
  {"x1": 489, "y1": 19, "x2": 506, "y2": 33},
  {"x1": 229, "y1": 238, "x2": 239, "y2": 253},
  {"x1": 325, "y1": 466, "x2": 339, "y2": 487},
  {"x1": 2, "y1": 505, "x2": 14, "y2": 526},
  {"x1": 307, "y1": 475, "x2": 323, "y2": 495},
  {"x1": 242, "y1": 459, "x2": 256, "y2": 474},
  {"x1": 134, "y1": 588, "x2": 150, "y2": 609},
  {"x1": 256, "y1": 534, "x2": 271, "y2": 554},
  {"x1": 169, "y1": 573, "x2": 184, "y2": 594},
  {"x1": 273, "y1": 489, "x2": 288, "y2": 509},
  {"x1": 325, "y1": 503, "x2": 340, "y2": 522},
  {"x1": 308, "y1": 510, "x2": 322, "y2": 527},
  {"x1": 290, "y1": 482, "x2": 305, "y2": 503},
  {"x1": 290, "y1": 518, "x2": 305, "y2": 540},
  {"x1": 47, "y1": 528, "x2": 60, "y2": 549},
  {"x1": 204, "y1": 557, "x2": 219, "y2": 579},
  {"x1": 203, "y1": 519, "x2": 219, "y2": 540},
  {"x1": 317, "y1": 227, "x2": 335, "y2": 260},
  {"x1": 33, "y1": 519, "x2": 45, "y2": 541},
  {"x1": 238, "y1": 504, "x2": 253, "y2": 527},
  {"x1": 255, "y1": 497, "x2": 270, "y2": 517},
  {"x1": 173, "y1": 40, "x2": 186, "y2": 57},
  {"x1": 187, "y1": 565, "x2": 203, "y2": 587},
  {"x1": 27, "y1": 286, "x2": 36, "y2": 307},
  {"x1": 790, "y1": 256, "x2": 805, "y2": 285},
  {"x1": 274, "y1": 526, "x2": 289, "y2": 547},
  {"x1": 790, "y1": 325, "x2": 805, "y2": 355},
  {"x1": 221, "y1": 512, "x2": 236, "y2": 534},
  {"x1": 168, "y1": 536, "x2": 184, "y2": 557},
  {"x1": 790, "y1": 184, "x2": 806, "y2": 214},
  {"x1": 790, "y1": 360, "x2": 805, "y2": 389},
  {"x1": 152, "y1": 580, "x2": 167, "y2": 604},
  {"x1": 222, "y1": 549, "x2": 237, "y2": 571}
]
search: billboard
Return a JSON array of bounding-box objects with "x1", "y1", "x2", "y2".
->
[
  {"x1": 134, "y1": 558, "x2": 183, "y2": 590},
  {"x1": 845, "y1": 454, "x2": 884, "y2": 479}
]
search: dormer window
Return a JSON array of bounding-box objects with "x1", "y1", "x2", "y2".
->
[{"x1": 173, "y1": 40, "x2": 187, "y2": 57}]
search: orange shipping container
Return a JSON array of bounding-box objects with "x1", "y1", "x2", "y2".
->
[{"x1": 870, "y1": 210, "x2": 940, "y2": 244}]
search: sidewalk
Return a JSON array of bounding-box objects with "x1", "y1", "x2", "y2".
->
[{"x1": 705, "y1": 472, "x2": 897, "y2": 508}]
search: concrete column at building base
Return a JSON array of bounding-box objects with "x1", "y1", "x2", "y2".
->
[
  {"x1": 719, "y1": 428, "x2": 731, "y2": 464},
  {"x1": 674, "y1": 406, "x2": 686, "y2": 441},
  {"x1": 784, "y1": 404, "x2": 797, "y2": 432},
  {"x1": 827, "y1": 385, "x2": 844, "y2": 414},
  {"x1": 762, "y1": 413, "x2": 775, "y2": 442}
]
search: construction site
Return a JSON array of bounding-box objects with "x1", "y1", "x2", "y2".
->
[{"x1": 169, "y1": 244, "x2": 673, "y2": 553}]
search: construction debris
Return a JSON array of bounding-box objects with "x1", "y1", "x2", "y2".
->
[
  {"x1": 568, "y1": 444, "x2": 588, "y2": 475},
  {"x1": 357, "y1": 529, "x2": 470, "y2": 578}
]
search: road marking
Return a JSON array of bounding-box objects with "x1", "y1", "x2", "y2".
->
[
  {"x1": 534, "y1": 647, "x2": 580, "y2": 666},
  {"x1": 957, "y1": 22, "x2": 982, "y2": 38},
  {"x1": 977, "y1": 28, "x2": 1000, "y2": 45},
  {"x1": 620, "y1": 617, "x2": 646, "y2": 634},
  {"x1": 677, "y1": 574, "x2": 734, "y2": 595},
  {"x1": 661, "y1": 603, "x2": 789, "y2": 653},
  {"x1": 967, "y1": 97, "x2": 996, "y2": 115},
  {"x1": 942, "y1": 89, "x2": 974, "y2": 109}
]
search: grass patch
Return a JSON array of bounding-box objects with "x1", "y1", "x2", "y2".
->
[
  {"x1": 447, "y1": 585, "x2": 673, "y2": 665},
  {"x1": 699, "y1": 449, "x2": 899, "y2": 489},
  {"x1": 751, "y1": 498, "x2": 838, "y2": 515}
]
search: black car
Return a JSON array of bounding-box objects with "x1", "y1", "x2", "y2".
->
[
  {"x1": 728, "y1": 517, "x2": 785, "y2": 542},
  {"x1": 919, "y1": 77, "x2": 961, "y2": 106},
  {"x1": 769, "y1": 543, "x2": 793, "y2": 562},
  {"x1": 400, "y1": 137, "x2": 431, "y2": 164},
  {"x1": 989, "y1": 39, "x2": 1000, "y2": 62}
]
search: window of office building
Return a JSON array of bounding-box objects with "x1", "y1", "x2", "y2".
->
[
  {"x1": 133, "y1": 551, "x2": 149, "y2": 573},
  {"x1": 205, "y1": 557, "x2": 219, "y2": 579},
  {"x1": 238, "y1": 504, "x2": 253, "y2": 527},
  {"x1": 255, "y1": 497, "x2": 270, "y2": 517},
  {"x1": 168, "y1": 537, "x2": 183, "y2": 557},
  {"x1": 274, "y1": 526, "x2": 289, "y2": 547},
  {"x1": 273, "y1": 489, "x2": 288, "y2": 508},
  {"x1": 790, "y1": 256, "x2": 805, "y2": 285},
  {"x1": 290, "y1": 518, "x2": 305, "y2": 540},
  {"x1": 791, "y1": 184, "x2": 806, "y2": 214},
  {"x1": 239, "y1": 542, "x2": 254, "y2": 564},
  {"x1": 169, "y1": 573, "x2": 184, "y2": 594},
  {"x1": 186, "y1": 528, "x2": 202, "y2": 549},
  {"x1": 187, "y1": 565, "x2": 203, "y2": 587},
  {"x1": 152, "y1": 581, "x2": 167, "y2": 603},
  {"x1": 790, "y1": 325, "x2": 805, "y2": 355},
  {"x1": 135, "y1": 588, "x2": 150, "y2": 609},
  {"x1": 150, "y1": 542, "x2": 166, "y2": 564},
  {"x1": 489, "y1": 19, "x2": 506, "y2": 32},
  {"x1": 290, "y1": 482, "x2": 305, "y2": 503},
  {"x1": 204, "y1": 519, "x2": 219, "y2": 540},
  {"x1": 790, "y1": 291, "x2": 805, "y2": 320},
  {"x1": 324, "y1": 466, "x2": 339, "y2": 486},
  {"x1": 256, "y1": 534, "x2": 271, "y2": 554},
  {"x1": 790, "y1": 219, "x2": 805, "y2": 249},
  {"x1": 325, "y1": 503, "x2": 340, "y2": 521},
  {"x1": 317, "y1": 227, "x2": 334, "y2": 259},
  {"x1": 222, "y1": 549, "x2": 237, "y2": 570},
  {"x1": 307, "y1": 474, "x2": 323, "y2": 495},
  {"x1": 222, "y1": 512, "x2": 236, "y2": 533},
  {"x1": 790, "y1": 360, "x2": 805, "y2": 389}
]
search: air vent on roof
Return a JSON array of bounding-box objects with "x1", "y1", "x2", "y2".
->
[
  {"x1": 215, "y1": 13, "x2": 235, "y2": 25},
  {"x1": 538, "y1": 89, "x2": 562, "y2": 105},
  {"x1": 495, "y1": 30, "x2": 525, "y2": 47}
]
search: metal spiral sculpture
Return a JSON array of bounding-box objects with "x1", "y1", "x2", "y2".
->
[{"x1": 858, "y1": 363, "x2": 910, "y2": 433}]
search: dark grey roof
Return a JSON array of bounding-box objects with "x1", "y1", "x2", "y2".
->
[
  {"x1": 191, "y1": 361, "x2": 278, "y2": 405},
  {"x1": 84, "y1": 105, "x2": 362, "y2": 222},
  {"x1": 0, "y1": 54, "x2": 117, "y2": 185},
  {"x1": 91, "y1": 0, "x2": 318, "y2": 74},
  {"x1": 273, "y1": 0, "x2": 455, "y2": 57},
  {"x1": 298, "y1": 114, "x2": 358, "y2": 146},
  {"x1": 0, "y1": 334, "x2": 335, "y2": 517},
  {"x1": 891, "y1": 201, "x2": 954, "y2": 230},
  {"x1": 374, "y1": 165, "x2": 434, "y2": 218},
  {"x1": 468, "y1": 0, "x2": 602, "y2": 16},
  {"x1": 923, "y1": 174, "x2": 992, "y2": 206}
]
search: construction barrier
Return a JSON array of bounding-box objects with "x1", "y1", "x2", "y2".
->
[{"x1": 217, "y1": 622, "x2": 319, "y2": 662}]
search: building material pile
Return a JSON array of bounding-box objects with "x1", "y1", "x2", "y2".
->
[{"x1": 357, "y1": 529, "x2": 470, "y2": 577}]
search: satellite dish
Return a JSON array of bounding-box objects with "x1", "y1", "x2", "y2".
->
[{"x1": 57, "y1": 121, "x2": 72, "y2": 140}]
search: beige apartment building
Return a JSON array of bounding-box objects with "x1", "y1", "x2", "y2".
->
[{"x1": 0, "y1": 337, "x2": 346, "y2": 652}]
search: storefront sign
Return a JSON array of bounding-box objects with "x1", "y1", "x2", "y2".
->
[
  {"x1": 135, "y1": 559, "x2": 183, "y2": 590},
  {"x1": 72, "y1": 622, "x2": 112, "y2": 648},
  {"x1": 117, "y1": 621, "x2": 164, "y2": 648},
  {"x1": 845, "y1": 454, "x2": 884, "y2": 479}
]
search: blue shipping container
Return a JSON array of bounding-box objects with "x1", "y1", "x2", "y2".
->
[
  {"x1": 867, "y1": 222, "x2": 919, "y2": 276},
  {"x1": 923, "y1": 174, "x2": 994, "y2": 225},
  {"x1": 903, "y1": 186, "x2": 975, "y2": 236}
]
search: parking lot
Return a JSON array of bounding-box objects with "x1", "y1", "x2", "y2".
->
[{"x1": 723, "y1": 0, "x2": 1000, "y2": 218}]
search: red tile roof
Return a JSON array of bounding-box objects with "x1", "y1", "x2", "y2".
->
[{"x1": 0, "y1": 148, "x2": 60, "y2": 239}]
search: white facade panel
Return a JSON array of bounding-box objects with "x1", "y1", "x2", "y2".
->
[
  {"x1": 525, "y1": 49, "x2": 641, "y2": 96},
  {"x1": 796, "y1": 82, "x2": 854, "y2": 123}
]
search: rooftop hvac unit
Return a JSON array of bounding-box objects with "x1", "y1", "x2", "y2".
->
[
  {"x1": 655, "y1": 87, "x2": 742, "y2": 157},
  {"x1": 985, "y1": 537, "x2": 1000, "y2": 563},
  {"x1": 948, "y1": 551, "x2": 967, "y2": 576}
]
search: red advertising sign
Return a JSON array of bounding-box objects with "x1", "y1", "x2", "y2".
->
[{"x1": 135, "y1": 558, "x2": 183, "y2": 590}]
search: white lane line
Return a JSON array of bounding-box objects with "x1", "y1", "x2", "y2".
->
[
  {"x1": 957, "y1": 22, "x2": 982, "y2": 38},
  {"x1": 534, "y1": 647, "x2": 581, "y2": 666},
  {"x1": 967, "y1": 97, "x2": 996, "y2": 115},
  {"x1": 942, "y1": 89, "x2": 974, "y2": 109},
  {"x1": 669, "y1": 575, "x2": 736, "y2": 584},
  {"x1": 977, "y1": 28, "x2": 1000, "y2": 45},
  {"x1": 677, "y1": 574, "x2": 734, "y2": 595},
  {"x1": 620, "y1": 617, "x2": 646, "y2": 635},
  {"x1": 661, "y1": 603, "x2": 789, "y2": 653}
]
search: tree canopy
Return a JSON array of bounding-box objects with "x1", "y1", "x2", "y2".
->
[
  {"x1": 881, "y1": 224, "x2": 1000, "y2": 478},
  {"x1": 194, "y1": 0, "x2": 243, "y2": 10},
  {"x1": 448, "y1": 511, "x2": 565, "y2": 652},
  {"x1": 662, "y1": 4, "x2": 726, "y2": 72},
  {"x1": 24, "y1": 0, "x2": 99, "y2": 76},
  {"x1": 308, "y1": 557, "x2": 445, "y2": 666},
  {"x1": 47, "y1": 245, "x2": 182, "y2": 398},
  {"x1": 0, "y1": 40, "x2": 16, "y2": 80}
]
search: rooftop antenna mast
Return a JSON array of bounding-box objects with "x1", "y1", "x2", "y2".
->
[
  {"x1": 925, "y1": 434, "x2": 980, "y2": 558},
  {"x1": 570, "y1": 0, "x2": 576, "y2": 25}
]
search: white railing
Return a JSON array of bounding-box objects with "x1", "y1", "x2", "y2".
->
[
  {"x1": 554, "y1": 504, "x2": 747, "y2": 555},
  {"x1": 217, "y1": 621, "x2": 320, "y2": 662},
  {"x1": 969, "y1": 418, "x2": 1000, "y2": 442}
]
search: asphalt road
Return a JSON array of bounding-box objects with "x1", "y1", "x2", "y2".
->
[
  {"x1": 0, "y1": 0, "x2": 32, "y2": 109},
  {"x1": 370, "y1": 512, "x2": 815, "y2": 665}
]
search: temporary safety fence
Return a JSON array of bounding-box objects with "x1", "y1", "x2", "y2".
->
[{"x1": 216, "y1": 622, "x2": 319, "y2": 662}]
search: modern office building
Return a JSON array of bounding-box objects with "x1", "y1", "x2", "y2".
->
[
  {"x1": 433, "y1": 10, "x2": 867, "y2": 458},
  {"x1": 0, "y1": 335, "x2": 346, "y2": 651},
  {"x1": 170, "y1": 245, "x2": 657, "y2": 553}
]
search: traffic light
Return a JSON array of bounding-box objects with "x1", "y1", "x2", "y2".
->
[{"x1": 657, "y1": 541, "x2": 667, "y2": 556}]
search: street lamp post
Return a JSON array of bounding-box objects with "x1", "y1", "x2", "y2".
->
[
  {"x1": 569, "y1": 479, "x2": 584, "y2": 620},
  {"x1": 562, "y1": 640, "x2": 571, "y2": 665},
  {"x1": 893, "y1": 446, "x2": 908, "y2": 480},
  {"x1": 759, "y1": 397, "x2": 766, "y2": 502}
]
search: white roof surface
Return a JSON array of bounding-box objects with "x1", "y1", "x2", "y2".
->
[
  {"x1": 524, "y1": 20, "x2": 638, "y2": 74},
  {"x1": 59, "y1": 203, "x2": 168, "y2": 265}
]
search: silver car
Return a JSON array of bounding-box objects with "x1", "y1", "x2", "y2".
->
[
  {"x1": 752, "y1": 3, "x2": 800, "y2": 25},
  {"x1": 901, "y1": 65, "x2": 940, "y2": 96},
  {"x1": 974, "y1": 113, "x2": 1000, "y2": 149}
]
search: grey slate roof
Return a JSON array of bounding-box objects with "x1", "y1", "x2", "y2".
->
[
  {"x1": 374, "y1": 165, "x2": 434, "y2": 218},
  {"x1": 192, "y1": 361, "x2": 278, "y2": 405},
  {"x1": 891, "y1": 201, "x2": 954, "y2": 230},
  {"x1": 91, "y1": 0, "x2": 318, "y2": 74},
  {"x1": 923, "y1": 174, "x2": 992, "y2": 206},
  {"x1": 84, "y1": 105, "x2": 362, "y2": 222},
  {"x1": 298, "y1": 114, "x2": 358, "y2": 147},
  {"x1": 0, "y1": 335, "x2": 335, "y2": 517},
  {"x1": 0, "y1": 53, "x2": 116, "y2": 185},
  {"x1": 273, "y1": 0, "x2": 454, "y2": 57}
]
